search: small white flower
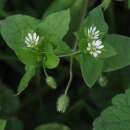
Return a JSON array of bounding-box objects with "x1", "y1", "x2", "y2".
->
[
  {"x1": 25, "y1": 32, "x2": 39, "y2": 48},
  {"x1": 87, "y1": 40, "x2": 104, "y2": 58},
  {"x1": 87, "y1": 25, "x2": 100, "y2": 40},
  {"x1": 86, "y1": 25, "x2": 104, "y2": 58}
]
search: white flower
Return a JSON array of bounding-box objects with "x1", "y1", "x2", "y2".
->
[
  {"x1": 87, "y1": 25, "x2": 100, "y2": 40},
  {"x1": 87, "y1": 40, "x2": 104, "y2": 58},
  {"x1": 86, "y1": 25, "x2": 104, "y2": 58},
  {"x1": 25, "y1": 32, "x2": 39, "y2": 48}
]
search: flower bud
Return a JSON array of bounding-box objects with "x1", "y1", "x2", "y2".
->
[
  {"x1": 46, "y1": 76, "x2": 57, "y2": 89},
  {"x1": 98, "y1": 75, "x2": 108, "y2": 87},
  {"x1": 57, "y1": 94, "x2": 69, "y2": 113}
]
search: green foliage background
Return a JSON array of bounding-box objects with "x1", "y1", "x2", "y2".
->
[{"x1": 0, "y1": 0, "x2": 130, "y2": 130}]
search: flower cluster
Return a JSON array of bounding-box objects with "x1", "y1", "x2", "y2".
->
[
  {"x1": 25, "y1": 32, "x2": 39, "y2": 48},
  {"x1": 86, "y1": 26, "x2": 104, "y2": 58}
]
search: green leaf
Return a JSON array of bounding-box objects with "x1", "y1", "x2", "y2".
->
[
  {"x1": 81, "y1": 6, "x2": 108, "y2": 36},
  {"x1": 0, "y1": 119, "x2": 6, "y2": 130},
  {"x1": 40, "y1": 42, "x2": 54, "y2": 53},
  {"x1": 0, "y1": 15, "x2": 40, "y2": 66},
  {"x1": 35, "y1": 123, "x2": 70, "y2": 130},
  {"x1": 93, "y1": 88, "x2": 130, "y2": 130},
  {"x1": 101, "y1": 0, "x2": 111, "y2": 10},
  {"x1": 80, "y1": 54, "x2": 103, "y2": 87},
  {"x1": 17, "y1": 66, "x2": 36, "y2": 95},
  {"x1": 43, "y1": 0, "x2": 74, "y2": 17},
  {"x1": 103, "y1": 34, "x2": 130, "y2": 72},
  {"x1": 38, "y1": 10, "x2": 70, "y2": 45},
  {"x1": 43, "y1": 53, "x2": 60, "y2": 69},
  {"x1": 77, "y1": 6, "x2": 109, "y2": 87},
  {"x1": 99, "y1": 38, "x2": 116, "y2": 59},
  {"x1": 55, "y1": 41, "x2": 71, "y2": 55},
  {"x1": 69, "y1": 0, "x2": 88, "y2": 32},
  {"x1": 15, "y1": 48, "x2": 40, "y2": 66},
  {"x1": 41, "y1": 42, "x2": 60, "y2": 69}
]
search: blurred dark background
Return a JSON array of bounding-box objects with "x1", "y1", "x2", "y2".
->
[{"x1": 0, "y1": 0, "x2": 130, "y2": 130}]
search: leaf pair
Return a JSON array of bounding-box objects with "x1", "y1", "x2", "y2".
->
[
  {"x1": 77, "y1": 6, "x2": 130, "y2": 87},
  {"x1": 0, "y1": 10, "x2": 70, "y2": 67},
  {"x1": 77, "y1": 6, "x2": 116, "y2": 87},
  {"x1": 0, "y1": 10, "x2": 70, "y2": 94}
]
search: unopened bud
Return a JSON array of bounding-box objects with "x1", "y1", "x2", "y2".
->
[
  {"x1": 46, "y1": 76, "x2": 57, "y2": 89},
  {"x1": 98, "y1": 75, "x2": 108, "y2": 87},
  {"x1": 57, "y1": 94, "x2": 69, "y2": 113}
]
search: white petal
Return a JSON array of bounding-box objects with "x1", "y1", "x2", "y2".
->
[
  {"x1": 90, "y1": 51, "x2": 93, "y2": 55},
  {"x1": 92, "y1": 26, "x2": 96, "y2": 33},
  {"x1": 97, "y1": 45, "x2": 104, "y2": 49},
  {"x1": 94, "y1": 33, "x2": 99, "y2": 36},
  {"x1": 88, "y1": 43, "x2": 91, "y2": 47},
  {"x1": 25, "y1": 40, "x2": 29, "y2": 45},
  {"x1": 25, "y1": 37, "x2": 31, "y2": 43},
  {"x1": 87, "y1": 47, "x2": 91, "y2": 51},
  {"x1": 92, "y1": 41, "x2": 96, "y2": 46},
  {"x1": 97, "y1": 50, "x2": 101, "y2": 54},
  {"x1": 88, "y1": 29, "x2": 90, "y2": 34},
  {"x1": 94, "y1": 36, "x2": 99, "y2": 39},
  {"x1": 95, "y1": 30, "x2": 100, "y2": 35},
  {"x1": 87, "y1": 43, "x2": 91, "y2": 50},
  {"x1": 33, "y1": 32, "x2": 37, "y2": 40},
  {"x1": 90, "y1": 27, "x2": 93, "y2": 32},
  {"x1": 35, "y1": 36, "x2": 39, "y2": 46},
  {"x1": 93, "y1": 52, "x2": 98, "y2": 57},
  {"x1": 94, "y1": 34, "x2": 99, "y2": 38},
  {"x1": 36, "y1": 35, "x2": 39, "y2": 43},
  {"x1": 25, "y1": 41, "x2": 31, "y2": 47},
  {"x1": 28, "y1": 33, "x2": 33, "y2": 41},
  {"x1": 95, "y1": 40, "x2": 102, "y2": 47}
]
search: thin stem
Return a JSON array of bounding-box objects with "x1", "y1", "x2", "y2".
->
[
  {"x1": 43, "y1": 64, "x2": 48, "y2": 77},
  {"x1": 65, "y1": 55, "x2": 73, "y2": 95},
  {"x1": 58, "y1": 50, "x2": 80, "y2": 58},
  {"x1": 64, "y1": 0, "x2": 88, "y2": 95},
  {"x1": 30, "y1": 48, "x2": 80, "y2": 58}
]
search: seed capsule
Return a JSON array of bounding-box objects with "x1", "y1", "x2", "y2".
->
[
  {"x1": 46, "y1": 76, "x2": 57, "y2": 89},
  {"x1": 57, "y1": 94, "x2": 69, "y2": 113},
  {"x1": 98, "y1": 75, "x2": 108, "y2": 87}
]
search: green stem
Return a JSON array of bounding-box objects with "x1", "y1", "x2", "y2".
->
[
  {"x1": 64, "y1": 0, "x2": 88, "y2": 95},
  {"x1": 58, "y1": 50, "x2": 80, "y2": 58},
  {"x1": 65, "y1": 55, "x2": 73, "y2": 95},
  {"x1": 43, "y1": 64, "x2": 48, "y2": 77},
  {"x1": 31, "y1": 48, "x2": 80, "y2": 58}
]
